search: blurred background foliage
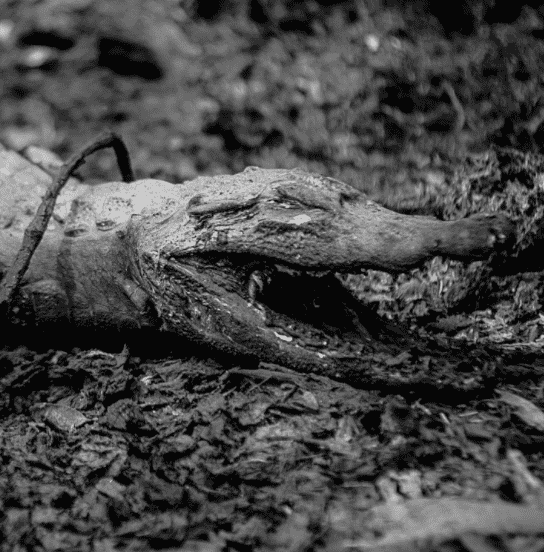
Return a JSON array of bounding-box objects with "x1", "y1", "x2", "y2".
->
[{"x1": 1, "y1": 0, "x2": 544, "y2": 199}]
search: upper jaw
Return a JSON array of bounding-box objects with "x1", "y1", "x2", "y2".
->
[{"x1": 132, "y1": 167, "x2": 515, "y2": 277}]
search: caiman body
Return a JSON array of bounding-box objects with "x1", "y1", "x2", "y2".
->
[{"x1": 0, "y1": 146, "x2": 514, "y2": 373}]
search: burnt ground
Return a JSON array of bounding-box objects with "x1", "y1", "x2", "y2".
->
[{"x1": 2, "y1": 1, "x2": 544, "y2": 550}]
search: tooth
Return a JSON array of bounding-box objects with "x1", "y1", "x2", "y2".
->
[
  {"x1": 248, "y1": 278, "x2": 258, "y2": 303},
  {"x1": 248, "y1": 270, "x2": 267, "y2": 304}
]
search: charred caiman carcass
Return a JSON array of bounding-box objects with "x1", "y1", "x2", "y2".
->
[{"x1": 0, "y1": 144, "x2": 515, "y2": 378}]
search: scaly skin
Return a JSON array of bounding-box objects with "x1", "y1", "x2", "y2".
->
[{"x1": 0, "y1": 146, "x2": 515, "y2": 374}]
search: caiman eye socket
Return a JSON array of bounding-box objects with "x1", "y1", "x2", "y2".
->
[{"x1": 64, "y1": 226, "x2": 89, "y2": 237}]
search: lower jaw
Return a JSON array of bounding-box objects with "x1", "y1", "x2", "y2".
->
[{"x1": 253, "y1": 270, "x2": 412, "y2": 356}]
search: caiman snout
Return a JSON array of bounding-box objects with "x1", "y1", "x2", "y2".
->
[{"x1": 435, "y1": 212, "x2": 515, "y2": 261}]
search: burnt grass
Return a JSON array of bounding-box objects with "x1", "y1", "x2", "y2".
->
[{"x1": 2, "y1": 1, "x2": 544, "y2": 550}]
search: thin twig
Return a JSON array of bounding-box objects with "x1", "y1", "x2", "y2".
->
[
  {"x1": 443, "y1": 81, "x2": 466, "y2": 133},
  {"x1": 0, "y1": 131, "x2": 135, "y2": 316}
]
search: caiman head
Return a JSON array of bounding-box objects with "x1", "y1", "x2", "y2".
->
[
  {"x1": 0, "y1": 146, "x2": 514, "y2": 371},
  {"x1": 127, "y1": 167, "x2": 514, "y2": 372}
]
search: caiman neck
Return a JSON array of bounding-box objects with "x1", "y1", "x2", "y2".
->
[{"x1": 2, "y1": 229, "x2": 156, "y2": 331}]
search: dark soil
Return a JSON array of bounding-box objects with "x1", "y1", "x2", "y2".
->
[{"x1": 1, "y1": 1, "x2": 544, "y2": 550}]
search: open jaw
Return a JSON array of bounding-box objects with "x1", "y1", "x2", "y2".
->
[{"x1": 140, "y1": 252, "x2": 399, "y2": 370}]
